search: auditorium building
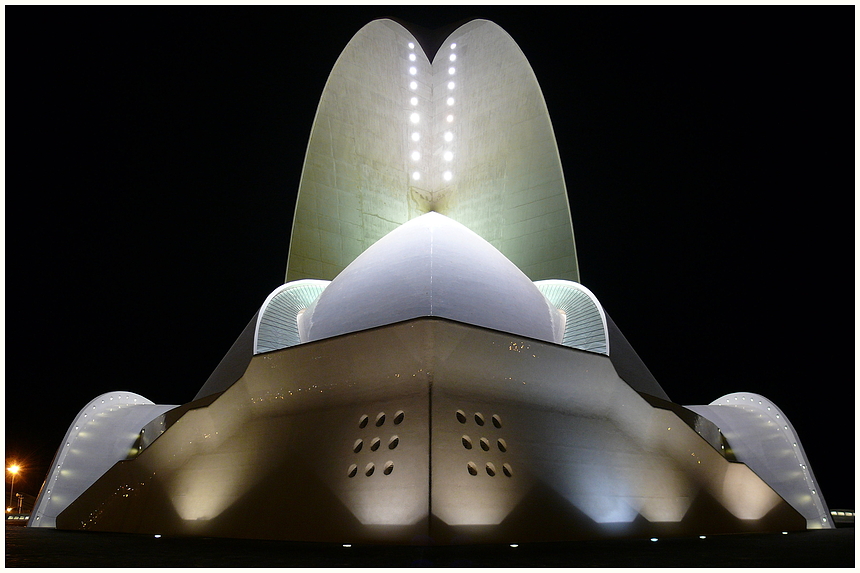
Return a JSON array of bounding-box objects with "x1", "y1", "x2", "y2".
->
[{"x1": 28, "y1": 19, "x2": 833, "y2": 544}]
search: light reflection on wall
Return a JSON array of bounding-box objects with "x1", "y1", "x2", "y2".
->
[
  {"x1": 155, "y1": 388, "x2": 270, "y2": 522},
  {"x1": 715, "y1": 463, "x2": 782, "y2": 520}
]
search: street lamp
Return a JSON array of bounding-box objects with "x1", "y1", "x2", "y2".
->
[{"x1": 7, "y1": 465, "x2": 20, "y2": 511}]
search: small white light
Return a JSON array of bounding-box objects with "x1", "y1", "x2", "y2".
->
[
  {"x1": 509, "y1": 544, "x2": 518, "y2": 548},
  {"x1": 411, "y1": 132, "x2": 420, "y2": 142},
  {"x1": 446, "y1": 114, "x2": 453, "y2": 122},
  {"x1": 650, "y1": 538, "x2": 658, "y2": 542},
  {"x1": 410, "y1": 112, "x2": 420, "y2": 124},
  {"x1": 154, "y1": 534, "x2": 162, "y2": 539},
  {"x1": 448, "y1": 67, "x2": 455, "y2": 75},
  {"x1": 409, "y1": 66, "x2": 417, "y2": 75},
  {"x1": 444, "y1": 131, "x2": 453, "y2": 142},
  {"x1": 411, "y1": 151, "x2": 420, "y2": 161},
  {"x1": 343, "y1": 544, "x2": 352, "y2": 548},
  {"x1": 449, "y1": 53, "x2": 456, "y2": 61},
  {"x1": 410, "y1": 97, "x2": 418, "y2": 106},
  {"x1": 443, "y1": 151, "x2": 453, "y2": 161},
  {"x1": 409, "y1": 53, "x2": 416, "y2": 61},
  {"x1": 699, "y1": 535, "x2": 706, "y2": 539},
  {"x1": 450, "y1": 43, "x2": 456, "y2": 49},
  {"x1": 412, "y1": 171, "x2": 420, "y2": 181},
  {"x1": 448, "y1": 81, "x2": 455, "y2": 90},
  {"x1": 409, "y1": 81, "x2": 417, "y2": 90},
  {"x1": 443, "y1": 171, "x2": 452, "y2": 181},
  {"x1": 782, "y1": 531, "x2": 788, "y2": 535},
  {"x1": 446, "y1": 97, "x2": 454, "y2": 106},
  {"x1": 408, "y1": 42, "x2": 414, "y2": 49}
]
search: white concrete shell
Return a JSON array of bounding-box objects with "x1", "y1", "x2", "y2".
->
[
  {"x1": 301, "y1": 212, "x2": 563, "y2": 345},
  {"x1": 254, "y1": 279, "x2": 330, "y2": 353},
  {"x1": 535, "y1": 280, "x2": 609, "y2": 355},
  {"x1": 286, "y1": 19, "x2": 577, "y2": 283},
  {"x1": 687, "y1": 393, "x2": 833, "y2": 529},
  {"x1": 30, "y1": 392, "x2": 176, "y2": 528}
]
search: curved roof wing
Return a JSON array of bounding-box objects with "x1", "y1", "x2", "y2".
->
[{"x1": 286, "y1": 19, "x2": 578, "y2": 283}]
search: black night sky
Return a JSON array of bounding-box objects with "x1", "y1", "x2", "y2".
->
[{"x1": 6, "y1": 7, "x2": 854, "y2": 510}]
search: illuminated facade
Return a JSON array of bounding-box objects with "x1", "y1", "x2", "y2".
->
[{"x1": 29, "y1": 19, "x2": 832, "y2": 543}]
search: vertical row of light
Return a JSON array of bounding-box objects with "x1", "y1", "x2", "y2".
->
[
  {"x1": 407, "y1": 42, "x2": 422, "y2": 183},
  {"x1": 442, "y1": 42, "x2": 456, "y2": 184}
]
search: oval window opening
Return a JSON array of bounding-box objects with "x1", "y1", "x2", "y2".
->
[
  {"x1": 462, "y1": 435, "x2": 473, "y2": 450},
  {"x1": 359, "y1": 415, "x2": 369, "y2": 429},
  {"x1": 467, "y1": 462, "x2": 478, "y2": 476},
  {"x1": 480, "y1": 437, "x2": 490, "y2": 451},
  {"x1": 497, "y1": 438, "x2": 507, "y2": 452},
  {"x1": 365, "y1": 463, "x2": 375, "y2": 477},
  {"x1": 383, "y1": 461, "x2": 394, "y2": 475},
  {"x1": 502, "y1": 463, "x2": 513, "y2": 478},
  {"x1": 353, "y1": 439, "x2": 363, "y2": 453},
  {"x1": 474, "y1": 413, "x2": 485, "y2": 426},
  {"x1": 388, "y1": 436, "x2": 400, "y2": 450},
  {"x1": 376, "y1": 413, "x2": 386, "y2": 427},
  {"x1": 370, "y1": 437, "x2": 381, "y2": 451},
  {"x1": 393, "y1": 410, "x2": 405, "y2": 425},
  {"x1": 492, "y1": 414, "x2": 502, "y2": 429},
  {"x1": 347, "y1": 464, "x2": 358, "y2": 478},
  {"x1": 456, "y1": 410, "x2": 467, "y2": 424},
  {"x1": 486, "y1": 463, "x2": 496, "y2": 477}
]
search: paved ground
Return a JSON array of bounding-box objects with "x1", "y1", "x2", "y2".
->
[{"x1": 5, "y1": 525, "x2": 854, "y2": 567}]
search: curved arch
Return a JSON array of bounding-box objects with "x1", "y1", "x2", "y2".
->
[
  {"x1": 29, "y1": 392, "x2": 176, "y2": 528},
  {"x1": 253, "y1": 279, "x2": 329, "y2": 354},
  {"x1": 286, "y1": 18, "x2": 578, "y2": 283},
  {"x1": 687, "y1": 392, "x2": 833, "y2": 529},
  {"x1": 535, "y1": 280, "x2": 609, "y2": 355}
]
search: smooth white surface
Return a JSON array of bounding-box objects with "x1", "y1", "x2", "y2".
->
[
  {"x1": 688, "y1": 392, "x2": 833, "y2": 529},
  {"x1": 29, "y1": 392, "x2": 175, "y2": 528},
  {"x1": 303, "y1": 212, "x2": 560, "y2": 344}
]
